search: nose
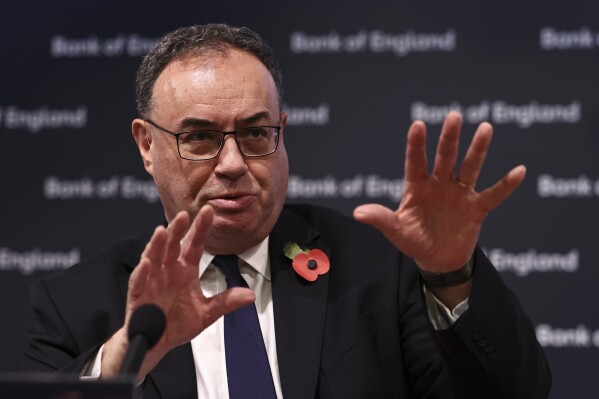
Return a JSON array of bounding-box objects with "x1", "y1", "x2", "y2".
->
[{"x1": 214, "y1": 136, "x2": 248, "y2": 179}]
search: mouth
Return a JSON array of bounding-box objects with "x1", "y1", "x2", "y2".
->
[{"x1": 206, "y1": 193, "x2": 256, "y2": 211}]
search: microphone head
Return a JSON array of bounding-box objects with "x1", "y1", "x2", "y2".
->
[{"x1": 127, "y1": 303, "x2": 166, "y2": 349}]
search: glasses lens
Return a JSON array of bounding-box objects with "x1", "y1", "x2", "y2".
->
[
  {"x1": 236, "y1": 127, "x2": 279, "y2": 156},
  {"x1": 178, "y1": 130, "x2": 222, "y2": 160}
]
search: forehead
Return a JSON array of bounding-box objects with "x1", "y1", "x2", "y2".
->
[{"x1": 150, "y1": 49, "x2": 279, "y2": 125}]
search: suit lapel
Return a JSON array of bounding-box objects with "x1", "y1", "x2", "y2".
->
[
  {"x1": 270, "y1": 207, "x2": 330, "y2": 399},
  {"x1": 147, "y1": 344, "x2": 197, "y2": 399},
  {"x1": 118, "y1": 233, "x2": 198, "y2": 399}
]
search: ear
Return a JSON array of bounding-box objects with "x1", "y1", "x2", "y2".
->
[
  {"x1": 131, "y1": 118, "x2": 154, "y2": 176},
  {"x1": 279, "y1": 111, "x2": 288, "y2": 140}
]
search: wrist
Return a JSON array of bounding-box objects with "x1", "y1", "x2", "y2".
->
[{"x1": 101, "y1": 328, "x2": 129, "y2": 378}]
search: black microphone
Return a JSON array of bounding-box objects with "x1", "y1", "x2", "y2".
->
[{"x1": 119, "y1": 303, "x2": 166, "y2": 376}]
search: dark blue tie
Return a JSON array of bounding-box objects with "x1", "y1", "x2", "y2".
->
[{"x1": 212, "y1": 255, "x2": 277, "y2": 399}]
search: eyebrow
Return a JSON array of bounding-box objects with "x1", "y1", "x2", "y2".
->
[{"x1": 176, "y1": 111, "x2": 274, "y2": 131}]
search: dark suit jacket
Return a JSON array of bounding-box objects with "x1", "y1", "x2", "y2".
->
[{"x1": 24, "y1": 204, "x2": 551, "y2": 398}]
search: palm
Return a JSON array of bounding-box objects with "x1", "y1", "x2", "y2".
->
[
  {"x1": 139, "y1": 261, "x2": 204, "y2": 348},
  {"x1": 391, "y1": 176, "x2": 483, "y2": 269}
]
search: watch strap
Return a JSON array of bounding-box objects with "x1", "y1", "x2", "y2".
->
[{"x1": 419, "y1": 255, "x2": 475, "y2": 287}]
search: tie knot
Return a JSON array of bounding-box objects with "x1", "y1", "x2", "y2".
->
[{"x1": 212, "y1": 255, "x2": 244, "y2": 288}]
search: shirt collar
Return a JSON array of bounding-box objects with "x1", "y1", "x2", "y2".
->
[{"x1": 200, "y1": 236, "x2": 270, "y2": 281}]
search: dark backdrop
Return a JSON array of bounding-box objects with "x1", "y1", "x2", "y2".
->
[{"x1": 1, "y1": 2, "x2": 597, "y2": 398}]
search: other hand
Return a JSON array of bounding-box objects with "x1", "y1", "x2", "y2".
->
[
  {"x1": 354, "y1": 111, "x2": 525, "y2": 273},
  {"x1": 102, "y1": 205, "x2": 255, "y2": 379}
]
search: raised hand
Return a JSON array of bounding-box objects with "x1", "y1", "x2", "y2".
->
[
  {"x1": 102, "y1": 205, "x2": 255, "y2": 379},
  {"x1": 353, "y1": 111, "x2": 525, "y2": 274}
]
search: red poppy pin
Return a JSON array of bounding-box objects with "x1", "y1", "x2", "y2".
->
[{"x1": 283, "y1": 242, "x2": 330, "y2": 282}]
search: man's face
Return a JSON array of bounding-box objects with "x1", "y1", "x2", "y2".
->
[{"x1": 132, "y1": 49, "x2": 289, "y2": 254}]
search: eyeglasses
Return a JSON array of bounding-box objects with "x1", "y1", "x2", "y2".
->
[{"x1": 145, "y1": 119, "x2": 281, "y2": 161}]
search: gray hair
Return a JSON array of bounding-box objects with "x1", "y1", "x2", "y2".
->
[{"x1": 135, "y1": 24, "x2": 283, "y2": 118}]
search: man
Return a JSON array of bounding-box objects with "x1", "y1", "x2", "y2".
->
[{"x1": 24, "y1": 24, "x2": 551, "y2": 398}]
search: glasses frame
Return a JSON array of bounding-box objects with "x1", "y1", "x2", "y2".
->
[{"x1": 144, "y1": 119, "x2": 281, "y2": 161}]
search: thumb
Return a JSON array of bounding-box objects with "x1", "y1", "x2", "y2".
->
[
  {"x1": 205, "y1": 287, "x2": 255, "y2": 325},
  {"x1": 353, "y1": 204, "x2": 398, "y2": 235}
]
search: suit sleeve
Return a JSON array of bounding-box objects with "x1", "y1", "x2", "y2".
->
[
  {"x1": 396, "y1": 253, "x2": 456, "y2": 398},
  {"x1": 23, "y1": 278, "x2": 103, "y2": 374},
  {"x1": 430, "y1": 246, "x2": 552, "y2": 398}
]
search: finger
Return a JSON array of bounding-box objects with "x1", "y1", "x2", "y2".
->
[
  {"x1": 478, "y1": 165, "x2": 526, "y2": 211},
  {"x1": 163, "y1": 211, "x2": 191, "y2": 266},
  {"x1": 457, "y1": 122, "x2": 493, "y2": 188},
  {"x1": 353, "y1": 204, "x2": 398, "y2": 237},
  {"x1": 180, "y1": 205, "x2": 214, "y2": 266},
  {"x1": 432, "y1": 111, "x2": 462, "y2": 180},
  {"x1": 404, "y1": 120, "x2": 429, "y2": 182},
  {"x1": 141, "y1": 226, "x2": 168, "y2": 272},
  {"x1": 203, "y1": 287, "x2": 256, "y2": 325},
  {"x1": 128, "y1": 257, "x2": 151, "y2": 299}
]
